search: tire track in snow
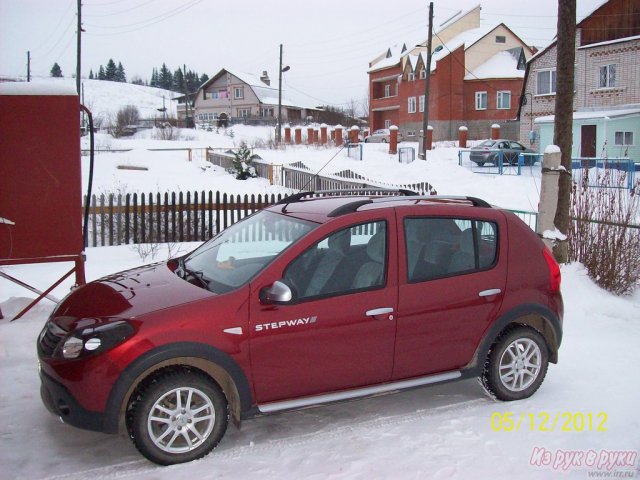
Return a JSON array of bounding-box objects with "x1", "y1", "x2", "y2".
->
[{"x1": 43, "y1": 397, "x2": 487, "y2": 479}]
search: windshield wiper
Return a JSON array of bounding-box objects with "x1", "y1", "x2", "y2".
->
[{"x1": 177, "y1": 258, "x2": 209, "y2": 288}]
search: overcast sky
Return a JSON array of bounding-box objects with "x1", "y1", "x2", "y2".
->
[{"x1": 1, "y1": 0, "x2": 604, "y2": 107}]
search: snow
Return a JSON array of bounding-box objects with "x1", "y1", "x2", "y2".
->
[
  {"x1": 543, "y1": 228, "x2": 568, "y2": 241},
  {"x1": 0, "y1": 81, "x2": 77, "y2": 96},
  {"x1": 0, "y1": 217, "x2": 16, "y2": 225},
  {"x1": 535, "y1": 108, "x2": 640, "y2": 123},
  {"x1": 0, "y1": 80, "x2": 638, "y2": 478},
  {"x1": 464, "y1": 51, "x2": 525, "y2": 80},
  {"x1": 18, "y1": 77, "x2": 180, "y2": 124},
  {"x1": 544, "y1": 145, "x2": 561, "y2": 154},
  {"x1": 576, "y1": 34, "x2": 640, "y2": 50}
]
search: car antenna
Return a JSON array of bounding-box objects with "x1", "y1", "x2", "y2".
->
[{"x1": 296, "y1": 144, "x2": 347, "y2": 194}]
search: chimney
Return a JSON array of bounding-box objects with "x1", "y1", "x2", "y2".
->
[{"x1": 260, "y1": 70, "x2": 270, "y2": 86}]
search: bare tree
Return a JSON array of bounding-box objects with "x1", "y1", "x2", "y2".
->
[
  {"x1": 552, "y1": 0, "x2": 576, "y2": 263},
  {"x1": 361, "y1": 91, "x2": 370, "y2": 119}
]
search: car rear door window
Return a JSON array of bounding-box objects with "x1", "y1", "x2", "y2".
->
[{"x1": 404, "y1": 218, "x2": 498, "y2": 282}]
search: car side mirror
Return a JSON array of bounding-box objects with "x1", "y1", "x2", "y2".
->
[{"x1": 259, "y1": 280, "x2": 294, "y2": 305}]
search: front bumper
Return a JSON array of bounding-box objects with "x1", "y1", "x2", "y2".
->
[{"x1": 39, "y1": 369, "x2": 110, "y2": 433}]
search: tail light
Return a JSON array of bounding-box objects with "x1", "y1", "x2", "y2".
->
[{"x1": 542, "y1": 247, "x2": 562, "y2": 293}]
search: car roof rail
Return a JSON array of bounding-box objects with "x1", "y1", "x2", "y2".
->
[
  {"x1": 413, "y1": 195, "x2": 492, "y2": 208},
  {"x1": 276, "y1": 188, "x2": 418, "y2": 206}
]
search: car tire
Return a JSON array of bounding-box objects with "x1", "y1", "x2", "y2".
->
[
  {"x1": 128, "y1": 370, "x2": 228, "y2": 465},
  {"x1": 477, "y1": 161, "x2": 485, "y2": 167},
  {"x1": 480, "y1": 326, "x2": 549, "y2": 401},
  {"x1": 381, "y1": 139, "x2": 387, "y2": 143}
]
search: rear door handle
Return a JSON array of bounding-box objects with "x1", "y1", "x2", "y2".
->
[
  {"x1": 479, "y1": 288, "x2": 501, "y2": 297},
  {"x1": 366, "y1": 307, "x2": 394, "y2": 318}
]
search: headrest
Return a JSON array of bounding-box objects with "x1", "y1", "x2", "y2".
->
[
  {"x1": 459, "y1": 228, "x2": 475, "y2": 254},
  {"x1": 366, "y1": 231, "x2": 386, "y2": 263},
  {"x1": 328, "y1": 229, "x2": 351, "y2": 254}
]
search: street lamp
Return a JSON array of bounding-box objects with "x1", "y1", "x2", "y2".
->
[
  {"x1": 276, "y1": 44, "x2": 290, "y2": 146},
  {"x1": 521, "y1": 92, "x2": 535, "y2": 145}
]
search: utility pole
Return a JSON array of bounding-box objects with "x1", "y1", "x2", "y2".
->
[
  {"x1": 277, "y1": 44, "x2": 284, "y2": 145},
  {"x1": 76, "y1": 0, "x2": 82, "y2": 94},
  {"x1": 419, "y1": 2, "x2": 434, "y2": 160},
  {"x1": 552, "y1": 0, "x2": 577, "y2": 263},
  {"x1": 27, "y1": 51, "x2": 31, "y2": 82},
  {"x1": 183, "y1": 64, "x2": 191, "y2": 128}
]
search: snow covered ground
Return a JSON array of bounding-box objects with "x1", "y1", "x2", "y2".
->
[{"x1": 1, "y1": 114, "x2": 638, "y2": 479}]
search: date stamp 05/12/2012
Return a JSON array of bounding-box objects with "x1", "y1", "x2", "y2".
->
[{"x1": 491, "y1": 411, "x2": 608, "y2": 433}]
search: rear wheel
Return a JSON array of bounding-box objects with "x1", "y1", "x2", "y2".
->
[
  {"x1": 381, "y1": 138, "x2": 387, "y2": 143},
  {"x1": 129, "y1": 370, "x2": 228, "y2": 465},
  {"x1": 481, "y1": 327, "x2": 549, "y2": 401}
]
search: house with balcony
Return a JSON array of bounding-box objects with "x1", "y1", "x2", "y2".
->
[
  {"x1": 191, "y1": 68, "x2": 318, "y2": 127},
  {"x1": 517, "y1": 0, "x2": 640, "y2": 159},
  {"x1": 368, "y1": 5, "x2": 535, "y2": 142}
]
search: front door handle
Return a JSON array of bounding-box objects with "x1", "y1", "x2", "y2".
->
[
  {"x1": 366, "y1": 307, "x2": 394, "y2": 318},
  {"x1": 479, "y1": 288, "x2": 501, "y2": 297}
]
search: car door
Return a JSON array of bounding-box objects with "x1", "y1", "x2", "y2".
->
[
  {"x1": 248, "y1": 213, "x2": 398, "y2": 404},
  {"x1": 509, "y1": 141, "x2": 525, "y2": 164},
  {"x1": 393, "y1": 211, "x2": 507, "y2": 379}
]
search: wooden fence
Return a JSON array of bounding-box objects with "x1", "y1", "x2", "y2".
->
[
  {"x1": 84, "y1": 191, "x2": 285, "y2": 247},
  {"x1": 207, "y1": 150, "x2": 436, "y2": 194}
]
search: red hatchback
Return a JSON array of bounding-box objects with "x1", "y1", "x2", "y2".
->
[{"x1": 38, "y1": 192, "x2": 563, "y2": 465}]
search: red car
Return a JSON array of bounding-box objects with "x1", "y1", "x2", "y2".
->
[{"x1": 38, "y1": 192, "x2": 563, "y2": 465}]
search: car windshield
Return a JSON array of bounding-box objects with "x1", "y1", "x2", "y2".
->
[
  {"x1": 181, "y1": 211, "x2": 317, "y2": 294},
  {"x1": 478, "y1": 140, "x2": 496, "y2": 148}
]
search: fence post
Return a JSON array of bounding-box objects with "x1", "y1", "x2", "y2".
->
[
  {"x1": 307, "y1": 127, "x2": 314, "y2": 145},
  {"x1": 426, "y1": 125, "x2": 433, "y2": 151},
  {"x1": 491, "y1": 123, "x2": 500, "y2": 140},
  {"x1": 458, "y1": 126, "x2": 468, "y2": 148},
  {"x1": 320, "y1": 124, "x2": 327, "y2": 145},
  {"x1": 284, "y1": 125, "x2": 291, "y2": 144},
  {"x1": 335, "y1": 124, "x2": 343, "y2": 146},
  {"x1": 389, "y1": 125, "x2": 398, "y2": 154},
  {"x1": 294, "y1": 127, "x2": 302, "y2": 145},
  {"x1": 537, "y1": 146, "x2": 562, "y2": 249}
]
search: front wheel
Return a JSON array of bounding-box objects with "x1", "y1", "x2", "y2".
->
[
  {"x1": 128, "y1": 370, "x2": 228, "y2": 465},
  {"x1": 481, "y1": 327, "x2": 549, "y2": 401}
]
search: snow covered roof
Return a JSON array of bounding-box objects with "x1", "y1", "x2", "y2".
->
[
  {"x1": 0, "y1": 81, "x2": 77, "y2": 96},
  {"x1": 534, "y1": 108, "x2": 640, "y2": 123},
  {"x1": 201, "y1": 68, "x2": 318, "y2": 110},
  {"x1": 464, "y1": 50, "x2": 525, "y2": 80}
]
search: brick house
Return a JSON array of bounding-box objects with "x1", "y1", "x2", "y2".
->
[
  {"x1": 192, "y1": 68, "x2": 317, "y2": 127},
  {"x1": 517, "y1": 0, "x2": 640, "y2": 159},
  {"x1": 368, "y1": 5, "x2": 535, "y2": 142}
]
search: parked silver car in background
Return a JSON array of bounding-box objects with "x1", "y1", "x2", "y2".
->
[
  {"x1": 364, "y1": 129, "x2": 403, "y2": 143},
  {"x1": 469, "y1": 139, "x2": 537, "y2": 166}
]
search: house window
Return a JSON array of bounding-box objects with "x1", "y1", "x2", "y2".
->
[
  {"x1": 408, "y1": 96, "x2": 417, "y2": 114},
  {"x1": 260, "y1": 107, "x2": 274, "y2": 117},
  {"x1": 408, "y1": 71, "x2": 415, "y2": 81},
  {"x1": 599, "y1": 64, "x2": 616, "y2": 88},
  {"x1": 419, "y1": 95, "x2": 425, "y2": 112},
  {"x1": 475, "y1": 91, "x2": 487, "y2": 110},
  {"x1": 203, "y1": 92, "x2": 209, "y2": 100},
  {"x1": 419, "y1": 69, "x2": 426, "y2": 79},
  {"x1": 495, "y1": 35, "x2": 506, "y2": 43},
  {"x1": 218, "y1": 89, "x2": 227, "y2": 99},
  {"x1": 497, "y1": 91, "x2": 511, "y2": 109},
  {"x1": 384, "y1": 119, "x2": 391, "y2": 129},
  {"x1": 407, "y1": 131, "x2": 416, "y2": 136},
  {"x1": 234, "y1": 86, "x2": 244, "y2": 99},
  {"x1": 614, "y1": 131, "x2": 633, "y2": 146},
  {"x1": 237, "y1": 108, "x2": 250, "y2": 118},
  {"x1": 384, "y1": 84, "x2": 391, "y2": 97},
  {"x1": 537, "y1": 69, "x2": 556, "y2": 95}
]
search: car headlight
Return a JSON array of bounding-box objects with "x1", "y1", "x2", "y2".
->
[{"x1": 56, "y1": 321, "x2": 135, "y2": 359}]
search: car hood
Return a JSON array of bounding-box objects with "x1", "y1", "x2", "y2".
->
[{"x1": 52, "y1": 262, "x2": 214, "y2": 328}]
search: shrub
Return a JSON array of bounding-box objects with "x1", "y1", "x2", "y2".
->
[
  {"x1": 110, "y1": 105, "x2": 140, "y2": 138},
  {"x1": 229, "y1": 142, "x2": 259, "y2": 180},
  {"x1": 569, "y1": 168, "x2": 640, "y2": 295}
]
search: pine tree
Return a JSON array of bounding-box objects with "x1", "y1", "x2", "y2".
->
[
  {"x1": 200, "y1": 73, "x2": 209, "y2": 84},
  {"x1": 89, "y1": 69, "x2": 94, "y2": 80},
  {"x1": 116, "y1": 62, "x2": 126, "y2": 82},
  {"x1": 173, "y1": 68, "x2": 185, "y2": 92},
  {"x1": 158, "y1": 63, "x2": 172, "y2": 90},
  {"x1": 105, "y1": 59, "x2": 117, "y2": 81},
  {"x1": 98, "y1": 65, "x2": 105, "y2": 80},
  {"x1": 50, "y1": 62, "x2": 62, "y2": 77}
]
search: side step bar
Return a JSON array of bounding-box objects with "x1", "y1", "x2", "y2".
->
[{"x1": 258, "y1": 370, "x2": 461, "y2": 414}]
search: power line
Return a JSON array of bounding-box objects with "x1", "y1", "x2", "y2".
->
[
  {"x1": 31, "y1": 0, "x2": 75, "y2": 53},
  {"x1": 84, "y1": 0, "x2": 204, "y2": 35},
  {"x1": 84, "y1": 0, "x2": 159, "y2": 17}
]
